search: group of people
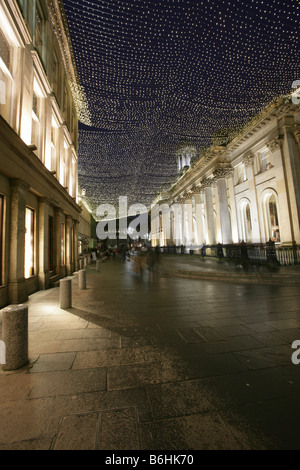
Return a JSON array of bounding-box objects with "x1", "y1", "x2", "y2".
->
[{"x1": 131, "y1": 245, "x2": 160, "y2": 276}]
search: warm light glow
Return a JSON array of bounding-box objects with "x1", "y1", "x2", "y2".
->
[
  {"x1": 0, "y1": 57, "x2": 12, "y2": 80},
  {"x1": 60, "y1": 0, "x2": 298, "y2": 217},
  {"x1": 0, "y1": 8, "x2": 19, "y2": 46},
  {"x1": 52, "y1": 115, "x2": 59, "y2": 128},
  {"x1": 20, "y1": 111, "x2": 32, "y2": 145},
  {"x1": 24, "y1": 208, "x2": 34, "y2": 279},
  {"x1": 32, "y1": 110, "x2": 39, "y2": 123},
  {"x1": 33, "y1": 77, "x2": 46, "y2": 98}
]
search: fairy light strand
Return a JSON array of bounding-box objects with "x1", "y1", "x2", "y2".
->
[{"x1": 59, "y1": 0, "x2": 299, "y2": 215}]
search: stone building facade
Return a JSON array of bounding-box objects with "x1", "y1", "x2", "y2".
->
[
  {"x1": 151, "y1": 96, "x2": 300, "y2": 251},
  {"x1": 0, "y1": 0, "x2": 83, "y2": 308}
]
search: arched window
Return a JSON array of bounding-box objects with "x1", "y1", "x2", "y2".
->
[
  {"x1": 262, "y1": 191, "x2": 280, "y2": 242},
  {"x1": 239, "y1": 200, "x2": 252, "y2": 242}
]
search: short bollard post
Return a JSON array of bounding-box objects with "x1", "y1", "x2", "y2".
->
[
  {"x1": 79, "y1": 258, "x2": 84, "y2": 270},
  {"x1": 60, "y1": 278, "x2": 72, "y2": 309},
  {"x1": 96, "y1": 260, "x2": 101, "y2": 272},
  {"x1": 1, "y1": 304, "x2": 28, "y2": 371},
  {"x1": 79, "y1": 269, "x2": 86, "y2": 290},
  {"x1": 84, "y1": 257, "x2": 88, "y2": 268}
]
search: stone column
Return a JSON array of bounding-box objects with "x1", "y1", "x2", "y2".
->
[
  {"x1": 193, "y1": 191, "x2": 205, "y2": 245},
  {"x1": 171, "y1": 200, "x2": 182, "y2": 246},
  {"x1": 160, "y1": 201, "x2": 171, "y2": 245},
  {"x1": 202, "y1": 179, "x2": 216, "y2": 245},
  {"x1": 179, "y1": 198, "x2": 186, "y2": 245},
  {"x1": 73, "y1": 220, "x2": 79, "y2": 272},
  {"x1": 226, "y1": 169, "x2": 239, "y2": 243},
  {"x1": 8, "y1": 179, "x2": 30, "y2": 304},
  {"x1": 65, "y1": 215, "x2": 73, "y2": 276},
  {"x1": 185, "y1": 196, "x2": 194, "y2": 245},
  {"x1": 38, "y1": 197, "x2": 50, "y2": 290},
  {"x1": 177, "y1": 155, "x2": 181, "y2": 171},
  {"x1": 281, "y1": 124, "x2": 300, "y2": 242},
  {"x1": 214, "y1": 168, "x2": 232, "y2": 245},
  {"x1": 54, "y1": 207, "x2": 62, "y2": 276},
  {"x1": 243, "y1": 155, "x2": 261, "y2": 243}
]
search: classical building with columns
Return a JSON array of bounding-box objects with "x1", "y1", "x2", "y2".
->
[
  {"x1": 0, "y1": 0, "x2": 83, "y2": 308},
  {"x1": 151, "y1": 95, "x2": 300, "y2": 252}
]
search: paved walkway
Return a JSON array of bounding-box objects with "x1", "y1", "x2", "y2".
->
[{"x1": 0, "y1": 256, "x2": 300, "y2": 450}]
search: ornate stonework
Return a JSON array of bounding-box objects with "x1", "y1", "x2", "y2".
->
[
  {"x1": 213, "y1": 165, "x2": 234, "y2": 180},
  {"x1": 242, "y1": 154, "x2": 254, "y2": 167},
  {"x1": 267, "y1": 138, "x2": 281, "y2": 153}
]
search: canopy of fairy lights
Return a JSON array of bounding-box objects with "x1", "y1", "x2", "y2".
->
[{"x1": 60, "y1": 0, "x2": 299, "y2": 217}]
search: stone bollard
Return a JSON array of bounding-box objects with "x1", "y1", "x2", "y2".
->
[
  {"x1": 1, "y1": 304, "x2": 28, "y2": 371},
  {"x1": 79, "y1": 258, "x2": 84, "y2": 270},
  {"x1": 79, "y1": 269, "x2": 86, "y2": 290},
  {"x1": 84, "y1": 257, "x2": 88, "y2": 268},
  {"x1": 60, "y1": 278, "x2": 72, "y2": 309},
  {"x1": 96, "y1": 260, "x2": 101, "y2": 272}
]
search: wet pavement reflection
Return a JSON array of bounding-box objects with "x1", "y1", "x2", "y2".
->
[
  {"x1": 68, "y1": 256, "x2": 300, "y2": 449},
  {"x1": 1, "y1": 254, "x2": 300, "y2": 450}
]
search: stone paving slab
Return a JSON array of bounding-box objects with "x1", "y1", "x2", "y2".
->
[{"x1": 0, "y1": 259, "x2": 300, "y2": 450}]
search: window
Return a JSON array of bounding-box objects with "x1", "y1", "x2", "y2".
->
[
  {"x1": 61, "y1": 223, "x2": 65, "y2": 266},
  {"x1": 31, "y1": 92, "x2": 39, "y2": 146},
  {"x1": 236, "y1": 164, "x2": 247, "y2": 184},
  {"x1": 35, "y1": 3, "x2": 45, "y2": 60},
  {"x1": 0, "y1": 27, "x2": 13, "y2": 120},
  {"x1": 53, "y1": 51, "x2": 60, "y2": 101},
  {"x1": 69, "y1": 157, "x2": 76, "y2": 197},
  {"x1": 0, "y1": 195, "x2": 4, "y2": 286},
  {"x1": 259, "y1": 148, "x2": 272, "y2": 172},
  {"x1": 25, "y1": 207, "x2": 35, "y2": 278},
  {"x1": 263, "y1": 192, "x2": 281, "y2": 242},
  {"x1": 240, "y1": 201, "x2": 252, "y2": 242},
  {"x1": 60, "y1": 148, "x2": 67, "y2": 188},
  {"x1": 18, "y1": 0, "x2": 34, "y2": 35},
  {"x1": 268, "y1": 195, "x2": 280, "y2": 242}
]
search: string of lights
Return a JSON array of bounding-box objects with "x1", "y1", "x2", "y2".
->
[{"x1": 60, "y1": 0, "x2": 299, "y2": 215}]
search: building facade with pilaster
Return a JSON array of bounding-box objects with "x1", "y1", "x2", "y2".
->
[
  {"x1": 0, "y1": 0, "x2": 82, "y2": 308},
  {"x1": 151, "y1": 96, "x2": 300, "y2": 251}
]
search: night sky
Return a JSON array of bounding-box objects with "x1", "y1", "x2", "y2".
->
[{"x1": 61, "y1": 0, "x2": 299, "y2": 217}]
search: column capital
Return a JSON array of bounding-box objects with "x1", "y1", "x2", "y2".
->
[
  {"x1": 213, "y1": 165, "x2": 234, "y2": 180},
  {"x1": 177, "y1": 197, "x2": 186, "y2": 204},
  {"x1": 200, "y1": 177, "x2": 214, "y2": 189},
  {"x1": 38, "y1": 196, "x2": 51, "y2": 206},
  {"x1": 267, "y1": 138, "x2": 282, "y2": 153},
  {"x1": 10, "y1": 178, "x2": 30, "y2": 193},
  {"x1": 190, "y1": 185, "x2": 202, "y2": 196},
  {"x1": 242, "y1": 154, "x2": 255, "y2": 167}
]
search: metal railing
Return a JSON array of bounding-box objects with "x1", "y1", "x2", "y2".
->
[{"x1": 158, "y1": 242, "x2": 300, "y2": 266}]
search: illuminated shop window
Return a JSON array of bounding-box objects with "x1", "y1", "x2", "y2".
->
[
  {"x1": 48, "y1": 216, "x2": 54, "y2": 272},
  {"x1": 25, "y1": 207, "x2": 35, "y2": 279},
  {"x1": 61, "y1": 223, "x2": 65, "y2": 266},
  {"x1": 0, "y1": 195, "x2": 4, "y2": 286}
]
